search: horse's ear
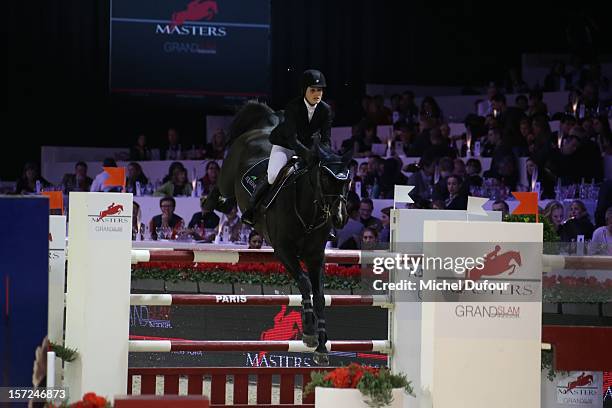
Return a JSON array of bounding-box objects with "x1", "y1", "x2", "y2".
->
[{"x1": 341, "y1": 148, "x2": 353, "y2": 164}]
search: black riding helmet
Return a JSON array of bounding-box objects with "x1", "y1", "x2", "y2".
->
[{"x1": 301, "y1": 69, "x2": 326, "y2": 96}]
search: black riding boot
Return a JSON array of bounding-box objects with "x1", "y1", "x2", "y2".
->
[{"x1": 241, "y1": 178, "x2": 270, "y2": 226}]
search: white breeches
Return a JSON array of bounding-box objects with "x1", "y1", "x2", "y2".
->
[{"x1": 267, "y1": 145, "x2": 294, "y2": 184}]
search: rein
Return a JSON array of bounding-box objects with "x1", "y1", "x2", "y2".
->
[{"x1": 293, "y1": 163, "x2": 346, "y2": 235}]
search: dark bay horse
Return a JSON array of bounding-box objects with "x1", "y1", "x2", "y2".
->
[{"x1": 204, "y1": 101, "x2": 352, "y2": 365}]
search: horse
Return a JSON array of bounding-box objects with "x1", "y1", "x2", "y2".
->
[
  {"x1": 469, "y1": 248, "x2": 522, "y2": 281},
  {"x1": 97, "y1": 203, "x2": 124, "y2": 221},
  {"x1": 566, "y1": 373, "x2": 594, "y2": 392},
  {"x1": 204, "y1": 101, "x2": 352, "y2": 365}
]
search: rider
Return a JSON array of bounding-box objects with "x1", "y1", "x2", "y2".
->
[{"x1": 241, "y1": 69, "x2": 332, "y2": 226}]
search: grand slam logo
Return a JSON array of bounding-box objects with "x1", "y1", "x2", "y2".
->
[{"x1": 156, "y1": 1, "x2": 227, "y2": 37}]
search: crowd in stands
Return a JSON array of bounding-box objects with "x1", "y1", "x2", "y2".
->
[{"x1": 8, "y1": 59, "x2": 612, "y2": 251}]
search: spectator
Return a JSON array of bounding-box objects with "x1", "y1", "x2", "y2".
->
[
  {"x1": 248, "y1": 230, "x2": 263, "y2": 249},
  {"x1": 341, "y1": 124, "x2": 364, "y2": 154},
  {"x1": 529, "y1": 115, "x2": 554, "y2": 168},
  {"x1": 453, "y1": 158, "x2": 466, "y2": 177},
  {"x1": 559, "y1": 200, "x2": 595, "y2": 241},
  {"x1": 335, "y1": 198, "x2": 364, "y2": 248},
  {"x1": 525, "y1": 157, "x2": 555, "y2": 199},
  {"x1": 491, "y1": 200, "x2": 510, "y2": 218},
  {"x1": 378, "y1": 158, "x2": 407, "y2": 199},
  {"x1": 188, "y1": 198, "x2": 220, "y2": 241},
  {"x1": 589, "y1": 207, "x2": 612, "y2": 255},
  {"x1": 129, "y1": 133, "x2": 152, "y2": 161},
  {"x1": 544, "y1": 61, "x2": 570, "y2": 92},
  {"x1": 570, "y1": 126, "x2": 604, "y2": 182},
  {"x1": 420, "y1": 96, "x2": 442, "y2": 120},
  {"x1": 199, "y1": 160, "x2": 220, "y2": 195},
  {"x1": 379, "y1": 206, "x2": 391, "y2": 243},
  {"x1": 162, "y1": 162, "x2": 186, "y2": 183},
  {"x1": 126, "y1": 162, "x2": 149, "y2": 195},
  {"x1": 340, "y1": 227, "x2": 379, "y2": 250},
  {"x1": 407, "y1": 156, "x2": 435, "y2": 201},
  {"x1": 491, "y1": 94, "x2": 526, "y2": 152},
  {"x1": 485, "y1": 155, "x2": 519, "y2": 191},
  {"x1": 90, "y1": 158, "x2": 121, "y2": 192},
  {"x1": 354, "y1": 122, "x2": 382, "y2": 157},
  {"x1": 15, "y1": 162, "x2": 51, "y2": 194},
  {"x1": 149, "y1": 197, "x2": 184, "y2": 240},
  {"x1": 218, "y1": 205, "x2": 243, "y2": 242},
  {"x1": 553, "y1": 115, "x2": 577, "y2": 147},
  {"x1": 543, "y1": 201, "x2": 565, "y2": 235},
  {"x1": 432, "y1": 157, "x2": 455, "y2": 200},
  {"x1": 549, "y1": 135, "x2": 589, "y2": 185},
  {"x1": 154, "y1": 166, "x2": 192, "y2": 197},
  {"x1": 398, "y1": 90, "x2": 419, "y2": 125},
  {"x1": 504, "y1": 68, "x2": 529, "y2": 94},
  {"x1": 527, "y1": 90, "x2": 548, "y2": 117},
  {"x1": 61, "y1": 161, "x2": 92, "y2": 193},
  {"x1": 465, "y1": 158, "x2": 483, "y2": 188},
  {"x1": 595, "y1": 180, "x2": 612, "y2": 227},
  {"x1": 592, "y1": 115, "x2": 611, "y2": 151},
  {"x1": 205, "y1": 128, "x2": 227, "y2": 159},
  {"x1": 408, "y1": 114, "x2": 436, "y2": 156},
  {"x1": 162, "y1": 128, "x2": 183, "y2": 160},
  {"x1": 132, "y1": 201, "x2": 145, "y2": 241},
  {"x1": 362, "y1": 155, "x2": 383, "y2": 197},
  {"x1": 515, "y1": 95, "x2": 529, "y2": 113},
  {"x1": 477, "y1": 83, "x2": 499, "y2": 117},
  {"x1": 424, "y1": 128, "x2": 455, "y2": 160},
  {"x1": 444, "y1": 175, "x2": 468, "y2": 210},
  {"x1": 359, "y1": 198, "x2": 382, "y2": 231}
]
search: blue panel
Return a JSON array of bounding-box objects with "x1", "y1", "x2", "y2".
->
[{"x1": 0, "y1": 196, "x2": 49, "y2": 387}]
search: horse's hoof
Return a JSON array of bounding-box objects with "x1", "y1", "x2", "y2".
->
[
  {"x1": 302, "y1": 334, "x2": 318, "y2": 348},
  {"x1": 313, "y1": 351, "x2": 329, "y2": 366}
]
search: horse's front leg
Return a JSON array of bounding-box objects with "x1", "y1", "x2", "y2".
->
[
  {"x1": 304, "y1": 254, "x2": 329, "y2": 366},
  {"x1": 273, "y1": 247, "x2": 317, "y2": 348},
  {"x1": 508, "y1": 264, "x2": 516, "y2": 275}
]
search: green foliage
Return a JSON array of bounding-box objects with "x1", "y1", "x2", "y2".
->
[
  {"x1": 358, "y1": 368, "x2": 414, "y2": 408},
  {"x1": 304, "y1": 370, "x2": 332, "y2": 395},
  {"x1": 49, "y1": 342, "x2": 78, "y2": 362},
  {"x1": 504, "y1": 213, "x2": 559, "y2": 243},
  {"x1": 132, "y1": 268, "x2": 361, "y2": 290}
]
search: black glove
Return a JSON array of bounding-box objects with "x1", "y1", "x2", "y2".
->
[{"x1": 288, "y1": 135, "x2": 316, "y2": 165}]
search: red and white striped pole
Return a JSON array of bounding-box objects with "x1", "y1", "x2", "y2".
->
[
  {"x1": 131, "y1": 248, "x2": 362, "y2": 265},
  {"x1": 128, "y1": 340, "x2": 391, "y2": 354},
  {"x1": 130, "y1": 294, "x2": 392, "y2": 307}
]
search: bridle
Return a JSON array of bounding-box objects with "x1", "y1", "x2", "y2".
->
[{"x1": 294, "y1": 162, "x2": 349, "y2": 234}]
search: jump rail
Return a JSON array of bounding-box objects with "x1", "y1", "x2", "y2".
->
[
  {"x1": 130, "y1": 294, "x2": 392, "y2": 308},
  {"x1": 131, "y1": 248, "x2": 361, "y2": 265},
  {"x1": 132, "y1": 248, "x2": 612, "y2": 271},
  {"x1": 128, "y1": 340, "x2": 391, "y2": 353}
]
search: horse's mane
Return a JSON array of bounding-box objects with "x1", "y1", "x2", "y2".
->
[{"x1": 227, "y1": 100, "x2": 280, "y2": 146}]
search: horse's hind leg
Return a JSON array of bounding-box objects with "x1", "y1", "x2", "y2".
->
[
  {"x1": 273, "y1": 248, "x2": 317, "y2": 348},
  {"x1": 305, "y1": 255, "x2": 329, "y2": 366}
]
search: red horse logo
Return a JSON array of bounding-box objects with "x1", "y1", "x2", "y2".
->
[
  {"x1": 97, "y1": 203, "x2": 124, "y2": 221},
  {"x1": 258, "y1": 305, "x2": 302, "y2": 360},
  {"x1": 468, "y1": 245, "x2": 522, "y2": 280},
  {"x1": 172, "y1": 0, "x2": 219, "y2": 25},
  {"x1": 566, "y1": 372, "x2": 594, "y2": 392}
]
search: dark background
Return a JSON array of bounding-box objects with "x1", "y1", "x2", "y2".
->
[{"x1": 4, "y1": 1, "x2": 611, "y2": 180}]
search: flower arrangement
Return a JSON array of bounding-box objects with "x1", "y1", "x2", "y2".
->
[
  {"x1": 132, "y1": 261, "x2": 362, "y2": 290},
  {"x1": 304, "y1": 363, "x2": 413, "y2": 408},
  {"x1": 543, "y1": 275, "x2": 612, "y2": 303},
  {"x1": 46, "y1": 392, "x2": 110, "y2": 408}
]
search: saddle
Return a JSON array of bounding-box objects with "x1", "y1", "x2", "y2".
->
[{"x1": 240, "y1": 157, "x2": 308, "y2": 210}]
